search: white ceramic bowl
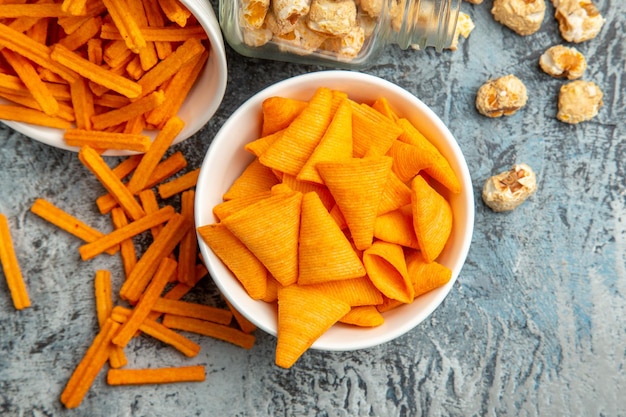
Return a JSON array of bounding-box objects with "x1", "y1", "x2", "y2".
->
[
  {"x1": 0, "y1": 0, "x2": 227, "y2": 156},
  {"x1": 195, "y1": 70, "x2": 474, "y2": 351}
]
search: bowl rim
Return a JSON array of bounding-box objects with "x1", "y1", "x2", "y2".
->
[
  {"x1": 195, "y1": 70, "x2": 474, "y2": 351},
  {"x1": 0, "y1": 1, "x2": 227, "y2": 156}
]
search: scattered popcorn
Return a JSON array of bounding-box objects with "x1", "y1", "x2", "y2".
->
[
  {"x1": 491, "y1": 0, "x2": 546, "y2": 36},
  {"x1": 552, "y1": 0, "x2": 605, "y2": 43},
  {"x1": 475, "y1": 74, "x2": 528, "y2": 118},
  {"x1": 448, "y1": 11, "x2": 475, "y2": 50},
  {"x1": 320, "y1": 25, "x2": 365, "y2": 60},
  {"x1": 242, "y1": 23, "x2": 274, "y2": 47},
  {"x1": 275, "y1": 18, "x2": 328, "y2": 55},
  {"x1": 556, "y1": 80, "x2": 603, "y2": 124},
  {"x1": 359, "y1": 0, "x2": 384, "y2": 18},
  {"x1": 272, "y1": 0, "x2": 311, "y2": 26},
  {"x1": 242, "y1": 0, "x2": 271, "y2": 29},
  {"x1": 482, "y1": 163, "x2": 537, "y2": 212},
  {"x1": 539, "y1": 45, "x2": 587, "y2": 80},
  {"x1": 307, "y1": 0, "x2": 357, "y2": 37}
]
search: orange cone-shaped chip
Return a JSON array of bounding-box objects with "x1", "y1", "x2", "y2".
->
[
  {"x1": 371, "y1": 96, "x2": 399, "y2": 122},
  {"x1": 223, "y1": 158, "x2": 280, "y2": 200},
  {"x1": 363, "y1": 241, "x2": 414, "y2": 304},
  {"x1": 305, "y1": 276, "x2": 383, "y2": 306},
  {"x1": 245, "y1": 129, "x2": 284, "y2": 158},
  {"x1": 387, "y1": 140, "x2": 435, "y2": 183},
  {"x1": 351, "y1": 101, "x2": 403, "y2": 157},
  {"x1": 297, "y1": 98, "x2": 353, "y2": 184},
  {"x1": 221, "y1": 191, "x2": 302, "y2": 286},
  {"x1": 339, "y1": 305, "x2": 385, "y2": 327},
  {"x1": 317, "y1": 156, "x2": 393, "y2": 250},
  {"x1": 213, "y1": 191, "x2": 272, "y2": 221},
  {"x1": 261, "y1": 96, "x2": 308, "y2": 137},
  {"x1": 298, "y1": 192, "x2": 365, "y2": 285},
  {"x1": 411, "y1": 175, "x2": 453, "y2": 263},
  {"x1": 397, "y1": 119, "x2": 460, "y2": 194},
  {"x1": 259, "y1": 87, "x2": 334, "y2": 176},
  {"x1": 374, "y1": 204, "x2": 419, "y2": 249},
  {"x1": 281, "y1": 174, "x2": 335, "y2": 211},
  {"x1": 377, "y1": 171, "x2": 412, "y2": 216},
  {"x1": 197, "y1": 223, "x2": 268, "y2": 300},
  {"x1": 276, "y1": 285, "x2": 350, "y2": 368},
  {"x1": 405, "y1": 249, "x2": 452, "y2": 297}
]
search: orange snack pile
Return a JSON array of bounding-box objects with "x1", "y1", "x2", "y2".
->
[
  {"x1": 0, "y1": 0, "x2": 210, "y2": 153},
  {"x1": 198, "y1": 87, "x2": 461, "y2": 368}
]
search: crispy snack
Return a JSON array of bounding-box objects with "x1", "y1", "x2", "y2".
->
[
  {"x1": 411, "y1": 175, "x2": 453, "y2": 263},
  {"x1": 113, "y1": 257, "x2": 177, "y2": 347},
  {"x1": 224, "y1": 298, "x2": 257, "y2": 333},
  {"x1": 90, "y1": 90, "x2": 165, "y2": 130},
  {"x1": 78, "y1": 145, "x2": 146, "y2": 221},
  {"x1": 30, "y1": 198, "x2": 118, "y2": 255},
  {"x1": 350, "y1": 101, "x2": 403, "y2": 157},
  {"x1": 374, "y1": 205, "x2": 419, "y2": 249},
  {"x1": 339, "y1": 305, "x2": 384, "y2": 327},
  {"x1": 111, "y1": 306, "x2": 201, "y2": 357},
  {"x1": 64, "y1": 129, "x2": 152, "y2": 153},
  {"x1": 276, "y1": 285, "x2": 350, "y2": 368},
  {"x1": 260, "y1": 96, "x2": 308, "y2": 136},
  {"x1": 298, "y1": 192, "x2": 365, "y2": 285},
  {"x1": 58, "y1": 16, "x2": 103, "y2": 51},
  {"x1": 100, "y1": 22, "x2": 209, "y2": 42},
  {"x1": 0, "y1": 3, "x2": 71, "y2": 18},
  {"x1": 405, "y1": 250, "x2": 452, "y2": 298},
  {"x1": 119, "y1": 213, "x2": 191, "y2": 302},
  {"x1": 61, "y1": 0, "x2": 88, "y2": 16},
  {"x1": 69, "y1": 77, "x2": 95, "y2": 130},
  {"x1": 157, "y1": 0, "x2": 192, "y2": 27},
  {"x1": 222, "y1": 159, "x2": 279, "y2": 201},
  {"x1": 0, "y1": 213, "x2": 30, "y2": 310},
  {"x1": 93, "y1": 270, "x2": 127, "y2": 368},
  {"x1": 60, "y1": 318, "x2": 121, "y2": 409},
  {"x1": 176, "y1": 190, "x2": 197, "y2": 283},
  {"x1": 101, "y1": 0, "x2": 146, "y2": 53},
  {"x1": 151, "y1": 298, "x2": 233, "y2": 325},
  {"x1": 107, "y1": 366, "x2": 205, "y2": 385},
  {"x1": 138, "y1": 189, "x2": 165, "y2": 239},
  {"x1": 79, "y1": 205, "x2": 175, "y2": 261},
  {"x1": 377, "y1": 172, "x2": 412, "y2": 216},
  {"x1": 162, "y1": 314, "x2": 256, "y2": 349},
  {"x1": 157, "y1": 168, "x2": 200, "y2": 199},
  {"x1": 305, "y1": 277, "x2": 383, "y2": 306},
  {"x1": 0, "y1": 104, "x2": 71, "y2": 129},
  {"x1": 197, "y1": 223, "x2": 268, "y2": 300},
  {"x1": 363, "y1": 241, "x2": 414, "y2": 304},
  {"x1": 126, "y1": 116, "x2": 185, "y2": 194}
]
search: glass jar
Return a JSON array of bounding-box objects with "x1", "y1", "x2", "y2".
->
[{"x1": 219, "y1": 0, "x2": 461, "y2": 69}]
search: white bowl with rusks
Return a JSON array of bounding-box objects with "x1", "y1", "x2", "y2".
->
[
  {"x1": 195, "y1": 70, "x2": 474, "y2": 353},
  {"x1": 0, "y1": 0, "x2": 227, "y2": 155}
]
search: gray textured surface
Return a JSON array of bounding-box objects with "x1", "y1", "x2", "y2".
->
[{"x1": 1, "y1": 1, "x2": 625, "y2": 416}]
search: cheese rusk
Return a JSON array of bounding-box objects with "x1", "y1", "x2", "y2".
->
[
  {"x1": 0, "y1": 213, "x2": 30, "y2": 310},
  {"x1": 69, "y1": 76, "x2": 94, "y2": 130},
  {"x1": 107, "y1": 366, "x2": 205, "y2": 385},
  {"x1": 61, "y1": 0, "x2": 87, "y2": 16},
  {"x1": 50, "y1": 43, "x2": 141, "y2": 99},
  {"x1": 101, "y1": 0, "x2": 146, "y2": 53},
  {"x1": 157, "y1": 0, "x2": 192, "y2": 27},
  {"x1": 157, "y1": 168, "x2": 200, "y2": 199},
  {"x1": 0, "y1": 104, "x2": 71, "y2": 129},
  {"x1": 90, "y1": 90, "x2": 165, "y2": 130},
  {"x1": 65, "y1": 129, "x2": 152, "y2": 153},
  {"x1": 78, "y1": 145, "x2": 146, "y2": 221}
]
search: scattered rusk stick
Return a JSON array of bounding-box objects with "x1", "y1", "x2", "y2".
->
[
  {"x1": 162, "y1": 314, "x2": 256, "y2": 349},
  {"x1": 94, "y1": 270, "x2": 127, "y2": 368},
  {"x1": 65, "y1": 129, "x2": 152, "y2": 153},
  {"x1": 151, "y1": 298, "x2": 232, "y2": 325},
  {"x1": 176, "y1": 190, "x2": 196, "y2": 283},
  {"x1": 30, "y1": 198, "x2": 118, "y2": 255},
  {"x1": 158, "y1": 168, "x2": 199, "y2": 199},
  {"x1": 0, "y1": 213, "x2": 30, "y2": 310},
  {"x1": 110, "y1": 208, "x2": 137, "y2": 278},
  {"x1": 107, "y1": 366, "x2": 205, "y2": 385}
]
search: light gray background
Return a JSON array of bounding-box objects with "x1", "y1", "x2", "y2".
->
[{"x1": 1, "y1": 1, "x2": 625, "y2": 416}]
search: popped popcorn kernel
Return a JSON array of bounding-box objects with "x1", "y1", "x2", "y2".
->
[
  {"x1": 483, "y1": 163, "x2": 537, "y2": 212},
  {"x1": 448, "y1": 11, "x2": 475, "y2": 50},
  {"x1": 557, "y1": 80, "x2": 603, "y2": 124},
  {"x1": 491, "y1": 0, "x2": 546, "y2": 36},
  {"x1": 242, "y1": 0, "x2": 271, "y2": 29},
  {"x1": 475, "y1": 74, "x2": 528, "y2": 118},
  {"x1": 307, "y1": 0, "x2": 357, "y2": 36},
  {"x1": 539, "y1": 45, "x2": 587, "y2": 80},
  {"x1": 552, "y1": 0, "x2": 605, "y2": 43},
  {"x1": 273, "y1": 0, "x2": 311, "y2": 26},
  {"x1": 275, "y1": 18, "x2": 328, "y2": 55}
]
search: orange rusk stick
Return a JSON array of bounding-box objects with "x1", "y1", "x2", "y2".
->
[
  {"x1": 176, "y1": 189, "x2": 196, "y2": 283},
  {"x1": 91, "y1": 90, "x2": 165, "y2": 130},
  {"x1": 0, "y1": 104, "x2": 71, "y2": 129},
  {"x1": 0, "y1": 92, "x2": 75, "y2": 122},
  {"x1": 123, "y1": 116, "x2": 146, "y2": 135},
  {"x1": 65, "y1": 129, "x2": 152, "y2": 153},
  {"x1": 112, "y1": 154, "x2": 143, "y2": 180},
  {"x1": 94, "y1": 93, "x2": 130, "y2": 109},
  {"x1": 61, "y1": 0, "x2": 87, "y2": 15},
  {"x1": 25, "y1": 11, "x2": 48, "y2": 44},
  {"x1": 60, "y1": 318, "x2": 121, "y2": 408},
  {"x1": 102, "y1": 39, "x2": 133, "y2": 69},
  {"x1": 146, "y1": 263, "x2": 207, "y2": 322},
  {"x1": 127, "y1": 0, "x2": 158, "y2": 71},
  {"x1": 100, "y1": 23, "x2": 208, "y2": 42},
  {"x1": 30, "y1": 198, "x2": 118, "y2": 255},
  {"x1": 138, "y1": 189, "x2": 163, "y2": 239},
  {"x1": 78, "y1": 146, "x2": 145, "y2": 221},
  {"x1": 87, "y1": 38, "x2": 103, "y2": 65},
  {"x1": 157, "y1": 0, "x2": 192, "y2": 27},
  {"x1": 58, "y1": 16, "x2": 102, "y2": 51},
  {"x1": 126, "y1": 116, "x2": 185, "y2": 194},
  {"x1": 119, "y1": 213, "x2": 191, "y2": 302},
  {"x1": 113, "y1": 257, "x2": 176, "y2": 347},
  {"x1": 0, "y1": 213, "x2": 30, "y2": 310},
  {"x1": 58, "y1": 2, "x2": 106, "y2": 35},
  {"x1": 146, "y1": 50, "x2": 207, "y2": 128},
  {"x1": 94, "y1": 270, "x2": 127, "y2": 369},
  {"x1": 0, "y1": 73, "x2": 71, "y2": 100},
  {"x1": 1, "y1": 48, "x2": 59, "y2": 116},
  {"x1": 69, "y1": 76, "x2": 95, "y2": 130},
  {"x1": 0, "y1": 23, "x2": 77, "y2": 82},
  {"x1": 125, "y1": 56, "x2": 145, "y2": 81},
  {"x1": 158, "y1": 168, "x2": 200, "y2": 199},
  {"x1": 162, "y1": 314, "x2": 256, "y2": 349},
  {"x1": 143, "y1": 0, "x2": 172, "y2": 60},
  {"x1": 79, "y1": 205, "x2": 175, "y2": 261},
  {"x1": 136, "y1": 38, "x2": 205, "y2": 99},
  {"x1": 111, "y1": 306, "x2": 201, "y2": 357},
  {"x1": 50, "y1": 43, "x2": 142, "y2": 99},
  {"x1": 110, "y1": 208, "x2": 137, "y2": 278},
  {"x1": 151, "y1": 298, "x2": 232, "y2": 325},
  {"x1": 0, "y1": 4, "x2": 71, "y2": 18},
  {"x1": 107, "y1": 366, "x2": 205, "y2": 385},
  {"x1": 101, "y1": 0, "x2": 146, "y2": 53},
  {"x1": 96, "y1": 151, "x2": 187, "y2": 214},
  {"x1": 224, "y1": 298, "x2": 257, "y2": 334}
]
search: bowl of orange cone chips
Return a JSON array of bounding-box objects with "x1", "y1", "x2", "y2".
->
[
  {"x1": 0, "y1": 0, "x2": 227, "y2": 155},
  {"x1": 195, "y1": 70, "x2": 474, "y2": 368}
]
